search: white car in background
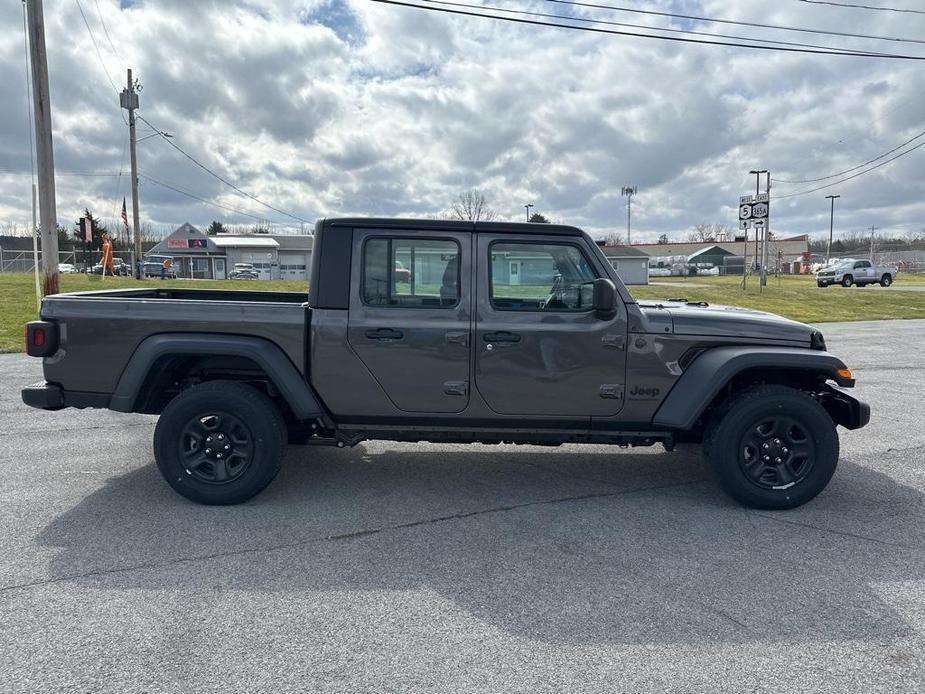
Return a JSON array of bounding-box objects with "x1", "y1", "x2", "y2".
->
[{"x1": 57, "y1": 263, "x2": 77, "y2": 274}]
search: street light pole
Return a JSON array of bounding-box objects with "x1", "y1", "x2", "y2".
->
[
  {"x1": 825, "y1": 194, "x2": 840, "y2": 264},
  {"x1": 524, "y1": 203, "x2": 533, "y2": 222}
]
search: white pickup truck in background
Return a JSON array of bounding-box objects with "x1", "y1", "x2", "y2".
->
[{"x1": 816, "y1": 259, "x2": 898, "y2": 288}]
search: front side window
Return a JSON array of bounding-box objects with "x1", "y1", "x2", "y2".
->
[
  {"x1": 362, "y1": 237, "x2": 460, "y2": 308},
  {"x1": 490, "y1": 242, "x2": 597, "y2": 311}
]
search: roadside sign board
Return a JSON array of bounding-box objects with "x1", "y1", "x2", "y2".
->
[{"x1": 737, "y1": 194, "x2": 770, "y2": 225}]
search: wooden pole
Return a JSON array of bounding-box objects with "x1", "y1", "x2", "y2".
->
[{"x1": 25, "y1": 0, "x2": 59, "y2": 296}]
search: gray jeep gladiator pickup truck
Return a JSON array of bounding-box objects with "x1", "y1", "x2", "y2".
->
[{"x1": 22, "y1": 218, "x2": 869, "y2": 509}]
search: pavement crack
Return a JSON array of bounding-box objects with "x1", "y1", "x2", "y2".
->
[
  {"x1": 753, "y1": 513, "x2": 912, "y2": 549},
  {"x1": 0, "y1": 422, "x2": 150, "y2": 438},
  {"x1": 0, "y1": 479, "x2": 705, "y2": 594}
]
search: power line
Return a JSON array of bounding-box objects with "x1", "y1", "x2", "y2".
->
[
  {"x1": 74, "y1": 0, "x2": 119, "y2": 92},
  {"x1": 138, "y1": 173, "x2": 286, "y2": 223},
  {"x1": 74, "y1": 0, "x2": 128, "y2": 126},
  {"x1": 94, "y1": 0, "x2": 124, "y2": 64},
  {"x1": 795, "y1": 0, "x2": 925, "y2": 16},
  {"x1": 368, "y1": 0, "x2": 925, "y2": 59},
  {"x1": 775, "y1": 139, "x2": 925, "y2": 198},
  {"x1": 773, "y1": 129, "x2": 925, "y2": 183},
  {"x1": 415, "y1": 0, "x2": 902, "y2": 56},
  {"x1": 0, "y1": 168, "x2": 121, "y2": 176},
  {"x1": 543, "y1": 0, "x2": 925, "y2": 46},
  {"x1": 21, "y1": 2, "x2": 36, "y2": 191},
  {"x1": 136, "y1": 114, "x2": 311, "y2": 223}
]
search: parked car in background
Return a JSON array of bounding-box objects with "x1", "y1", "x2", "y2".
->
[
  {"x1": 229, "y1": 263, "x2": 259, "y2": 280},
  {"x1": 57, "y1": 263, "x2": 77, "y2": 274},
  {"x1": 394, "y1": 260, "x2": 412, "y2": 283},
  {"x1": 142, "y1": 260, "x2": 178, "y2": 279},
  {"x1": 816, "y1": 259, "x2": 897, "y2": 287},
  {"x1": 90, "y1": 258, "x2": 129, "y2": 276}
]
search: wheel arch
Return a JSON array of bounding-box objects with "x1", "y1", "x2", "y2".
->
[
  {"x1": 652, "y1": 346, "x2": 853, "y2": 431},
  {"x1": 109, "y1": 333, "x2": 324, "y2": 419}
]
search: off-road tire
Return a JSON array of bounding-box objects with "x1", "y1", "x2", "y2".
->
[
  {"x1": 703, "y1": 385, "x2": 839, "y2": 510},
  {"x1": 881, "y1": 274, "x2": 893, "y2": 287},
  {"x1": 154, "y1": 380, "x2": 286, "y2": 505},
  {"x1": 841, "y1": 275, "x2": 854, "y2": 287}
]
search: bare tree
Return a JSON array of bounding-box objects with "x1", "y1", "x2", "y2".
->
[
  {"x1": 604, "y1": 232, "x2": 624, "y2": 246},
  {"x1": 687, "y1": 223, "x2": 732, "y2": 243},
  {"x1": 657, "y1": 233, "x2": 670, "y2": 244},
  {"x1": 449, "y1": 190, "x2": 497, "y2": 222}
]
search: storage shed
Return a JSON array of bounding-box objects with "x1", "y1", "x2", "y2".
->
[{"x1": 602, "y1": 245, "x2": 650, "y2": 285}]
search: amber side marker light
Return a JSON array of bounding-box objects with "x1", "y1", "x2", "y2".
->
[{"x1": 837, "y1": 368, "x2": 853, "y2": 381}]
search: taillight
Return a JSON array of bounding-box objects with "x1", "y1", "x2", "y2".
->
[{"x1": 25, "y1": 321, "x2": 58, "y2": 357}]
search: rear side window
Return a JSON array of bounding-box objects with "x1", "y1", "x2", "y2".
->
[
  {"x1": 489, "y1": 242, "x2": 597, "y2": 311},
  {"x1": 362, "y1": 237, "x2": 460, "y2": 308}
]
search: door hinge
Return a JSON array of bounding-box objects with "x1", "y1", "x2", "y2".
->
[
  {"x1": 601, "y1": 334, "x2": 626, "y2": 350},
  {"x1": 599, "y1": 384, "x2": 625, "y2": 400},
  {"x1": 444, "y1": 381, "x2": 469, "y2": 396},
  {"x1": 445, "y1": 331, "x2": 469, "y2": 347}
]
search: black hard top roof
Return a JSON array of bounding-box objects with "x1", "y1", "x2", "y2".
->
[{"x1": 322, "y1": 217, "x2": 585, "y2": 236}]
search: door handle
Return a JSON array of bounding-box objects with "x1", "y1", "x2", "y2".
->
[
  {"x1": 483, "y1": 331, "x2": 521, "y2": 343},
  {"x1": 365, "y1": 328, "x2": 404, "y2": 341}
]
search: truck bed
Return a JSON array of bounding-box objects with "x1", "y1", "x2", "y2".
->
[{"x1": 39, "y1": 287, "x2": 309, "y2": 396}]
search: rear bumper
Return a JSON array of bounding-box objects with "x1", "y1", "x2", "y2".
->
[
  {"x1": 21, "y1": 382, "x2": 110, "y2": 411},
  {"x1": 21, "y1": 381, "x2": 64, "y2": 410},
  {"x1": 821, "y1": 387, "x2": 870, "y2": 430}
]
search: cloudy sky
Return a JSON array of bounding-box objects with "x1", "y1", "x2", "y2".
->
[{"x1": 0, "y1": 0, "x2": 923, "y2": 241}]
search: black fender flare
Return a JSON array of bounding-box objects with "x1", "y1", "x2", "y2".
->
[
  {"x1": 652, "y1": 346, "x2": 853, "y2": 430},
  {"x1": 109, "y1": 333, "x2": 324, "y2": 419}
]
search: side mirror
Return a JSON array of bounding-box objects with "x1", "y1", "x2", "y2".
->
[{"x1": 592, "y1": 278, "x2": 616, "y2": 317}]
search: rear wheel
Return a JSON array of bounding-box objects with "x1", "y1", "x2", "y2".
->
[
  {"x1": 704, "y1": 385, "x2": 839, "y2": 509},
  {"x1": 841, "y1": 275, "x2": 854, "y2": 287},
  {"x1": 881, "y1": 274, "x2": 893, "y2": 287},
  {"x1": 154, "y1": 380, "x2": 286, "y2": 505}
]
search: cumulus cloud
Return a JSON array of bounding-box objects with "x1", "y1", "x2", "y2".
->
[{"x1": 0, "y1": 0, "x2": 922, "y2": 240}]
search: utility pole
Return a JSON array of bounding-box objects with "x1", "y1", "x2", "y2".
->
[
  {"x1": 25, "y1": 0, "x2": 59, "y2": 296},
  {"x1": 121, "y1": 69, "x2": 142, "y2": 278},
  {"x1": 524, "y1": 203, "x2": 534, "y2": 222},
  {"x1": 621, "y1": 186, "x2": 637, "y2": 244},
  {"x1": 761, "y1": 171, "x2": 770, "y2": 289},
  {"x1": 825, "y1": 194, "x2": 840, "y2": 264},
  {"x1": 869, "y1": 225, "x2": 876, "y2": 261}
]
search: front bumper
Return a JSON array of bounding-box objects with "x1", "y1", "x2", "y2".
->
[
  {"x1": 821, "y1": 386, "x2": 870, "y2": 430},
  {"x1": 21, "y1": 381, "x2": 64, "y2": 410}
]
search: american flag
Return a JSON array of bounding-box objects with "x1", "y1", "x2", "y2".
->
[{"x1": 121, "y1": 197, "x2": 129, "y2": 231}]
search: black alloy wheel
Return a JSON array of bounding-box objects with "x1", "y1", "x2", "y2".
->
[
  {"x1": 154, "y1": 380, "x2": 286, "y2": 505},
  {"x1": 740, "y1": 416, "x2": 815, "y2": 490},
  {"x1": 179, "y1": 411, "x2": 254, "y2": 485},
  {"x1": 704, "y1": 384, "x2": 839, "y2": 509}
]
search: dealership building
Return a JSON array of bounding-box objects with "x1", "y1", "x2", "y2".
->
[{"x1": 146, "y1": 223, "x2": 313, "y2": 280}]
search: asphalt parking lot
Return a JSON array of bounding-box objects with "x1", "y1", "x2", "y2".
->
[{"x1": 1, "y1": 320, "x2": 924, "y2": 693}]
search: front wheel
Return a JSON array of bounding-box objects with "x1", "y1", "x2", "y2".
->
[
  {"x1": 154, "y1": 380, "x2": 287, "y2": 505},
  {"x1": 841, "y1": 275, "x2": 854, "y2": 287},
  {"x1": 704, "y1": 385, "x2": 839, "y2": 509},
  {"x1": 881, "y1": 274, "x2": 893, "y2": 287}
]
